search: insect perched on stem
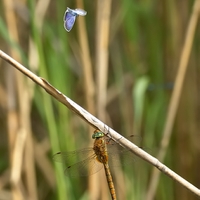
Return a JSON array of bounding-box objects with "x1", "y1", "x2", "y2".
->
[
  {"x1": 63, "y1": 7, "x2": 87, "y2": 32},
  {"x1": 53, "y1": 130, "x2": 142, "y2": 200},
  {"x1": 53, "y1": 130, "x2": 117, "y2": 199}
]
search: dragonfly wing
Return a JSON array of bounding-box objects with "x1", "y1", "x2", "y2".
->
[
  {"x1": 107, "y1": 149, "x2": 138, "y2": 168},
  {"x1": 105, "y1": 135, "x2": 144, "y2": 168},
  {"x1": 53, "y1": 148, "x2": 93, "y2": 164},
  {"x1": 64, "y1": 156, "x2": 103, "y2": 177},
  {"x1": 105, "y1": 135, "x2": 142, "y2": 147},
  {"x1": 53, "y1": 148, "x2": 103, "y2": 177}
]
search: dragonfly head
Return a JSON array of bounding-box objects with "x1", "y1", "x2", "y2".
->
[{"x1": 92, "y1": 130, "x2": 104, "y2": 139}]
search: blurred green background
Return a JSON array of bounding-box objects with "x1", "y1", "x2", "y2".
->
[{"x1": 0, "y1": 0, "x2": 199, "y2": 200}]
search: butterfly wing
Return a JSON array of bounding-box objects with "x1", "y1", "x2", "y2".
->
[
  {"x1": 74, "y1": 8, "x2": 87, "y2": 16},
  {"x1": 63, "y1": 11, "x2": 77, "y2": 32}
]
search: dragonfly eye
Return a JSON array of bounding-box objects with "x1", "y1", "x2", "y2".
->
[{"x1": 92, "y1": 130, "x2": 104, "y2": 139}]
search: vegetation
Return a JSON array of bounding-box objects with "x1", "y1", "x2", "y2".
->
[{"x1": 0, "y1": 0, "x2": 199, "y2": 200}]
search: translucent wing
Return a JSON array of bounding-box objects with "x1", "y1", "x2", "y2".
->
[
  {"x1": 53, "y1": 135, "x2": 145, "y2": 177},
  {"x1": 63, "y1": 11, "x2": 76, "y2": 32},
  {"x1": 105, "y1": 135, "x2": 143, "y2": 167},
  {"x1": 74, "y1": 8, "x2": 87, "y2": 16},
  {"x1": 53, "y1": 148, "x2": 103, "y2": 176}
]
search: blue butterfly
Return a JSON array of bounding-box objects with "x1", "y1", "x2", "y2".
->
[{"x1": 63, "y1": 7, "x2": 87, "y2": 32}]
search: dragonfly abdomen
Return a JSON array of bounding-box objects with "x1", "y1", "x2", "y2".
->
[{"x1": 104, "y1": 163, "x2": 117, "y2": 200}]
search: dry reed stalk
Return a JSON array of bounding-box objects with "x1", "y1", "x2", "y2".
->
[
  {"x1": 145, "y1": 0, "x2": 200, "y2": 200},
  {"x1": 76, "y1": 0, "x2": 95, "y2": 114},
  {"x1": 75, "y1": 0, "x2": 99, "y2": 199},
  {"x1": 0, "y1": 49, "x2": 200, "y2": 198},
  {"x1": 0, "y1": 170, "x2": 10, "y2": 189},
  {"x1": 34, "y1": 139, "x2": 56, "y2": 189},
  {"x1": 94, "y1": 0, "x2": 113, "y2": 199},
  {"x1": 3, "y1": 0, "x2": 52, "y2": 199},
  {"x1": 3, "y1": 0, "x2": 34, "y2": 199}
]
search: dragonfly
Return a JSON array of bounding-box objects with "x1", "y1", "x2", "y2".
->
[
  {"x1": 53, "y1": 130, "x2": 139, "y2": 200},
  {"x1": 63, "y1": 7, "x2": 87, "y2": 32}
]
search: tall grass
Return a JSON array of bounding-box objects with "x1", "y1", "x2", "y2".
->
[{"x1": 0, "y1": 0, "x2": 199, "y2": 200}]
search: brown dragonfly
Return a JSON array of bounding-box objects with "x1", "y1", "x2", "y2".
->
[{"x1": 53, "y1": 129, "x2": 140, "y2": 200}]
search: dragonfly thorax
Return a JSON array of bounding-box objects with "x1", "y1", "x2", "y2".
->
[{"x1": 93, "y1": 136, "x2": 108, "y2": 163}]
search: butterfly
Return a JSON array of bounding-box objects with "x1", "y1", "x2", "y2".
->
[{"x1": 63, "y1": 7, "x2": 87, "y2": 32}]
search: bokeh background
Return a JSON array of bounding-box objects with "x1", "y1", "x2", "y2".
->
[{"x1": 0, "y1": 0, "x2": 200, "y2": 200}]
